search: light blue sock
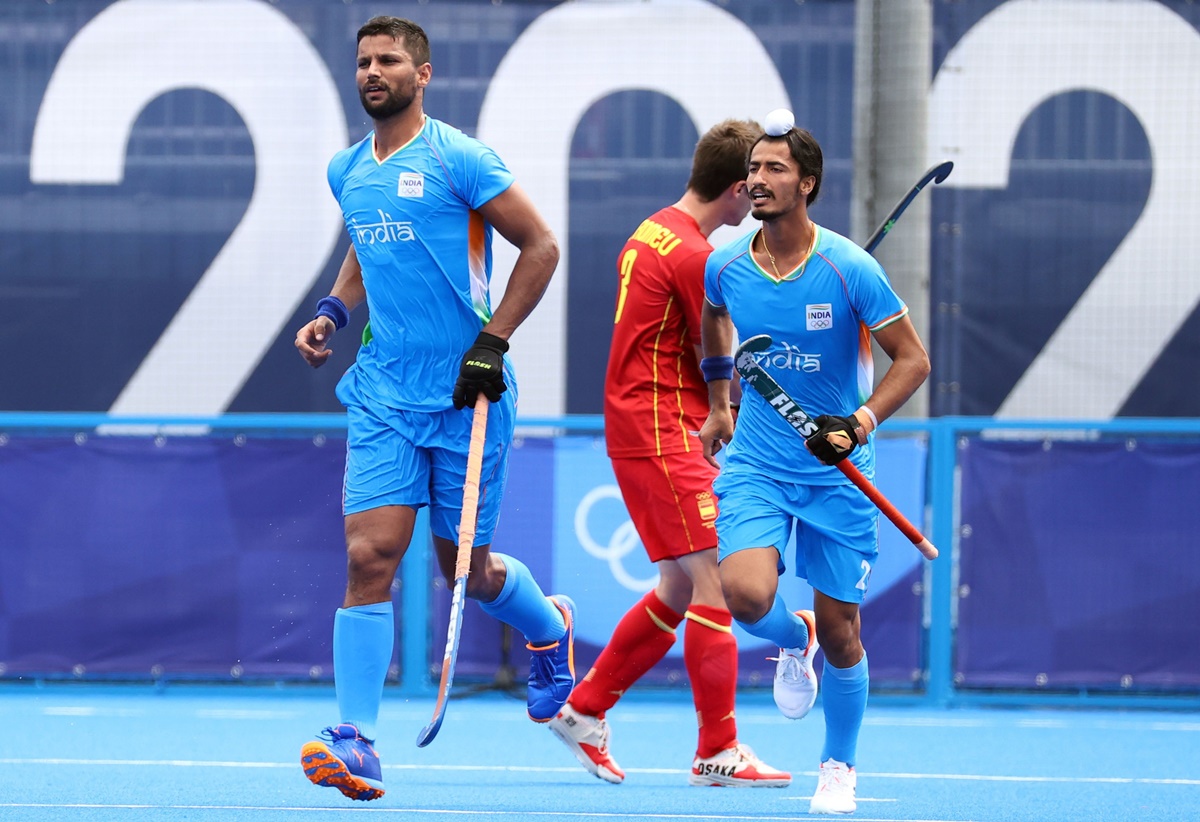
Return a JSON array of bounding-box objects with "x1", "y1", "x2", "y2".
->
[
  {"x1": 736, "y1": 594, "x2": 809, "y2": 649},
  {"x1": 820, "y1": 652, "x2": 869, "y2": 766},
  {"x1": 333, "y1": 601, "x2": 394, "y2": 741},
  {"x1": 478, "y1": 554, "x2": 564, "y2": 644}
]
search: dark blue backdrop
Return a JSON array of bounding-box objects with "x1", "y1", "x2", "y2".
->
[{"x1": 3, "y1": 0, "x2": 1196, "y2": 416}]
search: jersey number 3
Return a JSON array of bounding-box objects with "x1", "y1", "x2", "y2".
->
[{"x1": 614, "y1": 249, "x2": 638, "y2": 324}]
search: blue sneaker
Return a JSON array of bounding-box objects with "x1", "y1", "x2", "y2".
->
[
  {"x1": 526, "y1": 595, "x2": 576, "y2": 722},
  {"x1": 301, "y1": 723, "x2": 385, "y2": 801}
]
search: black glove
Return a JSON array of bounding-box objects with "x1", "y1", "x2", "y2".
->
[
  {"x1": 453, "y1": 331, "x2": 509, "y2": 410},
  {"x1": 804, "y1": 414, "x2": 864, "y2": 465}
]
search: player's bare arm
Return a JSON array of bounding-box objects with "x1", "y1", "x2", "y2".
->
[
  {"x1": 451, "y1": 183, "x2": 559, "y2": 409},
  {"x1": 475, "y1": 182, "x2": 560, "y2": 341},
  {"x1": 699, "y1": 299, "x2": 736, "y2": 467},
  {"x1": 295, "y1": 245, "x2": 367, "y2": 368},
  {"x1": 860, "y1": 314, "x2": 931, "y2": 429}
]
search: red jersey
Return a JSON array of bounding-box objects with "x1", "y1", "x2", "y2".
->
[{"x1": 604, "y1": 206, "x2": 712, "y2": 458}]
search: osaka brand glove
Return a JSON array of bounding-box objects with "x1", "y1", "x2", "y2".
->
[
  {"x1": 805, "y1": 414, "x2": 865, "y2": 465},
  {"x1": 453, "y1": 331, "x2": 509, "y2": 410}
]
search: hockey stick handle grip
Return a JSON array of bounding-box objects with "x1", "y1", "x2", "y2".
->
[
  {"x1": 454, "y1": 394, "x2": 490, "y2": 579},
  {"x1": 837, "y1": 459, "x2": 938, "y2": 559}
]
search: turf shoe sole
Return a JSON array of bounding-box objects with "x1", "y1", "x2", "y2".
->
[{"x1": 301, "y1": 724, "x2": 385, "y2": 801}]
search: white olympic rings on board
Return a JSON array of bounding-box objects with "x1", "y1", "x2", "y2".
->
[{"x1": 573, "y1": 485, "x2": 658, "y2": 592}]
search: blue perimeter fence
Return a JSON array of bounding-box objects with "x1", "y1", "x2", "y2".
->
[{"x1": 2, "y1": 412, "x2": 1199, "y2": 712}]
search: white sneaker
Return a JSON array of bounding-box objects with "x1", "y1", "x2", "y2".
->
[
  {"x1": 770, "y1": 609, "x2": 819, "y2": 719},
  {"x1": 688, "y1": 742, "x2": 791, "y2": 788},
  {"x1": 809, "y1": 758, "x2": 856, "y2": 814},
  {"x1": 547, "y1": 702, "x2": 624, "y2": 784}
]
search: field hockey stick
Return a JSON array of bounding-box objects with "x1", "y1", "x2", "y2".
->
[
  {"x1": 862, "y1": 160, "x2": 954, "y2": 254},
  {"x1": 734, "y1": 334, "x2": 938, "y2": 560},
  {"x1": 416, "y1": 393, "x2": 490, "y2": 747}
]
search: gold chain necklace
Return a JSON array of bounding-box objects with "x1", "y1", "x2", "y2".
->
[
  {"x1": 759, "y1": 226, "x2": 815, "y2": 280},
  {"x1": 759, "y1": 228, "x2": 782, "y2": 279}
]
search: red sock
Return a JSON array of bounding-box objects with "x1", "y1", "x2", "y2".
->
[
  {"x1": 684, "y1": 604, "x2": 738, "y2": 758},
  {"x1": 569, "y1": 590, "x2": 683, "y2": 717}
]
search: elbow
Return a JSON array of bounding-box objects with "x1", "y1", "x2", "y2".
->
[
  {"x1": 540, "y1": 230, "x2": 561, "y2": 270},
  {"x1": 915, "y1": 350, "x2": 932, "y2": 384}
]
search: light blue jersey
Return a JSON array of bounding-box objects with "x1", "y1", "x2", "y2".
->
[
  {"x1": 704, "y1": 225, "x2": 908, "y2": 484},
  {"x1": 328, "y1": 116, "x2": 515, "y2": 411}
]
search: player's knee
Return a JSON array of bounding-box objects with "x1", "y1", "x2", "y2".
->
[
  {"x1": 656, "y1": 576, "x2": 693, "y2": 610},
  {"x1": 816, "y1": 622, "x2": 861, "y2": 665},
  {"x1": 345, "y1": 536, "x2": 402, "y2": 582},
  {"x1": 722, "y1": 583, "x2": 770, "y2": 625}
]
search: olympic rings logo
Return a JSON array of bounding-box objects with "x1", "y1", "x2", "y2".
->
[{"x1": 573, "y1": 484, "x2": 658, "y2": 592}]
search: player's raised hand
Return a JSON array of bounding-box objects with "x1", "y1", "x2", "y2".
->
[
  {"x1": 295, "y1": 316, "x2": 336, "y2": 368},
  {"x1": 699, "y1": 408, "x2": 735, "y2": 469}
]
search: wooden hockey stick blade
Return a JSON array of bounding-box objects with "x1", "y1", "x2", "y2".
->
[{"x1": 416, "y1": 394, "x2": 490, "y2": 747}]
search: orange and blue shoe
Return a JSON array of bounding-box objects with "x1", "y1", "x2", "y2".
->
[
  {"x1": 300, "y1": 723, "x2": 385, "y2": 801},
  {"x1": 526, "y1": 595, "x2": 576, "y2": 722}
]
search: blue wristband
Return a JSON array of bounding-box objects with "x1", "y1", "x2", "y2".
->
[
  {"x1": 699, "y1": 355, "x2": 734, "y2": 382},
  {"x1": 315, "y1": 296, "x2": 349, "y2": 330}
]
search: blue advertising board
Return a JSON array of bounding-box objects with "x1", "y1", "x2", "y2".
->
[
  {"x1": 956, "y1": 436, "x2": 1200, "y2": 690},
  {"x1": 0, "y1": 430, "x2": 926, "y2": 687}
]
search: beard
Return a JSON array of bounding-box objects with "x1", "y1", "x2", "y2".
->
[
  {"x1": 358, "y1": 81, "x2": 417, "y2": 121},
  {"x1": 751, "y1": 201, "x2": 785, "y2": 222},
  {"x1": 749, "y1": 184, "x2": 803, "y2": 221}
]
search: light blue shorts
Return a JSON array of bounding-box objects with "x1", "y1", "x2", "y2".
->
[
  {"x1": 713, "y1": 465, "x2": 880, "y2": 603},
  {"x1": 336, "y1": 368, "x2": 515, "y2": 545}
]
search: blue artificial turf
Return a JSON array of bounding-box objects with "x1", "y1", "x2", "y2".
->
[{"x1": 1, "y1": 684, "x2": 1198, "y2": 821}]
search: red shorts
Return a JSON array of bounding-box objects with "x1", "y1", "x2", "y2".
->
[{"x1": 611, "y1": 450, "x2": 720, "y2": 562}]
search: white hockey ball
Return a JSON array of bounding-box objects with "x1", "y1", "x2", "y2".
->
[{"x1": 763, "y1": 108, "x2": 795, "y2": 137}]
